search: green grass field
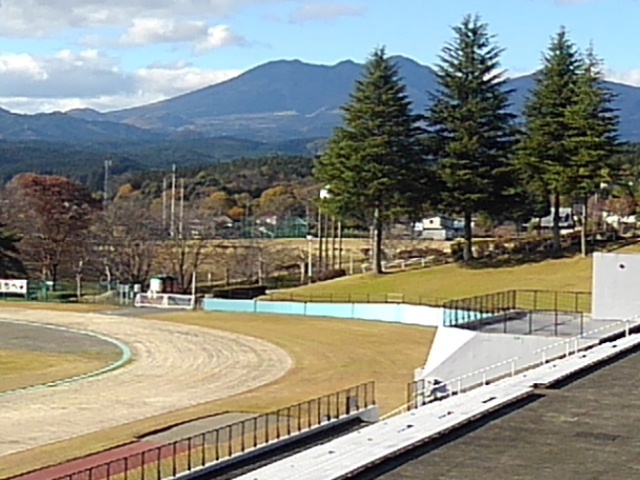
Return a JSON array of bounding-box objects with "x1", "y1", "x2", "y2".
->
[{"x1": 284, "y1": 244, "x2": 640, "y2": 300}]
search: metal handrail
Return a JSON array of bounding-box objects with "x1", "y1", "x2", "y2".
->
[{"x1": 404, "y1": 314, "x2": 639, "y2": 416}]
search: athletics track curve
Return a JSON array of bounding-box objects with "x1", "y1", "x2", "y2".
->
[{"x1": 0, "y1": 308, "x2": 293, "y2": 458}]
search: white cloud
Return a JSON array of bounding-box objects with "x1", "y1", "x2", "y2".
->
[
  {"x1": 195, "y1": 25, "x2": 248, "y2": 52},
  {"x1": 605, "y1": 69, "x2": 640, "y2": 87},
  {"x1": 0, "y1": 49, "x2": 241, "y2": 113},
  {"x1": 119, "y1": 19, "x2": 247, "y2": 50},
  {"x1": 120, "y1": 18, "x2": 209, "y2": 46},
  {"x1": 136, "y1": 64, "x2": 241, "y2": 97},
  {"x1": 289, "y1": 3, "x2": 365, "y2": 24},
  {"x1": 0, "y1": 0, "x2": 284, "y2": 36}
]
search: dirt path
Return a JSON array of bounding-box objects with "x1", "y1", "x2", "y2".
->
[{"x1": 0, "y1": 309, "x2": 293, "y2": 458}]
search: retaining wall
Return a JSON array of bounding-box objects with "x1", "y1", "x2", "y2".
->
[{"x1": 202, "y1": 298, "x2": 447, "y2": 327}]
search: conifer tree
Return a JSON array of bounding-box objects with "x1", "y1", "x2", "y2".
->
[
  {"x1": 315, "y1": 47, "x2": 425, "y2": 274},
  {"x1": 425, "y1": 15, "x2": 516, "y2": 261},
  {"x1": 565, "y1": 46, "x2": 619, "y2": 256},
  {"x1": 519, "y1": 28, "x2": 584, "y2": 252}
]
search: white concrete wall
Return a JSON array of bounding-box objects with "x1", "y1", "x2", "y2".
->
[
  {"x1": 592, "y1": 252, "x2": 640, "y2": 320},
  {"x1": 417, "y1": 327, "x2": 591, "y2": 390}
]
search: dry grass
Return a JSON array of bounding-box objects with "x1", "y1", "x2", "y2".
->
[
  {"x1": 0, "y1": 302, "x2": 112, "y2": 313},
  {"x1": 283, "y1": 243, "x2": 640, "y2": 301},
  {"x1": 0, "y1": 350, "x2": 114, "y2": 393},
  {"x1": 0, "y1": 311, "x2": 433, "y2": 479}
]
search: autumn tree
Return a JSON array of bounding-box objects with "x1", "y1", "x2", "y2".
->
[
  {"x1": 202, "y1": 191, "x2": 234, "y2": 216},
  {"x1": 315, "y1": 47, "x2": 425, "y2": 273},
  {"x1": 3, "y1": 174, "x2": 99, "y2": 287}
]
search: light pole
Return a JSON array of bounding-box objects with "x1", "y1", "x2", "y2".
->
[
  {"x1": 306, "y1": 235, "x2": 313, "y2": 283},
  {"x1": 319, "y1": 186, "x2": 331, "y2": 272}
]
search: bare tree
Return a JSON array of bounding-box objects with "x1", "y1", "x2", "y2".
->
[
  {"x1": 94, "y1": 196, "x2": 161, "y2": 286},
  {"x1": 157, "y1": 208, "x2": 214, "y2": 293}
]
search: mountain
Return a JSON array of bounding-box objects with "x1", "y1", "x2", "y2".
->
[
  {"x1": 0, "y1": 55, "x2": 639, "y2": 144},
  {"x1": 103, "y1": 56, "x2": 640, "y2": 142},
  {"x1": 104, "y1": 56, "x2": 437, "y2": 141},
  {"x1": 0, "y1": 109, "x2": 161, "y2": 142}
]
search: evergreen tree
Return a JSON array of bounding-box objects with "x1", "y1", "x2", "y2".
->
[
  {"x1": 565, "y1": 46, "x2": 619, "y2": 256},
  {"x1": 314, "y1": 47, "x2": 425, "y2": 274},
  {"x1": 519, "y1": 28, "x2": 584, "y2": 252},
  {"x1": 425, "y1": 15, "x2": 516, "y2": 261},
  {"x1": 0, "y1": 226, "x2": 25, "y2": 278}
]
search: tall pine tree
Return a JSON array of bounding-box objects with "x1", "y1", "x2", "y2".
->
[
  {"x1": 519, "y1": 28, "x2": 583, "y2": 252},
  {"x1": 565, "y1": 46, "x2": 619, "y2": 256},
  {"x1": 314, "y1": 47, "x2": 425, "y2": 274},
  {"x1": 425, "y1": 15, "x2": 516, "y2": 262}
]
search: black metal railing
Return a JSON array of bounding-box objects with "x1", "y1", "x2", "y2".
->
[
  {"x1": 51, "y1": 381, "x2": 375, "y2": 480},
  {"x1": 262, "y1": 292, "x2": 447, "y2": 307},
  {"x1": 443, "y1": 290, "x2": 591, "y2": 336}
]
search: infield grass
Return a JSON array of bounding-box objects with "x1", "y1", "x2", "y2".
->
[{"x1": 0, "y1": 350, "x2": 116, "y2": 394}]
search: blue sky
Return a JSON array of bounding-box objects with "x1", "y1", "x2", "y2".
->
[{"x1": 0, "y1": 0, "x2": 637, "y2": 113}]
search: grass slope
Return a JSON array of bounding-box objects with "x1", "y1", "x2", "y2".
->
[{"x1": 286, "y1": 252, "x2": 611, "y2": 300}]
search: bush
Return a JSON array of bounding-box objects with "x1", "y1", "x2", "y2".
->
[
  {"x1": 316, "y1": 269, "x2": 347, "y2": 282},
  {"x1": 212, "y1": 285, "x2": 267, "y2": 299}
]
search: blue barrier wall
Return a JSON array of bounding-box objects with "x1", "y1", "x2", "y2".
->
[{"x1": 202, "y1": 298, "x2": 446, "y2": 327}]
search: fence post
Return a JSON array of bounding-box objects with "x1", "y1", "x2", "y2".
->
[
  {"x1": 580, "y1": 312, "x2": 584, "y2": 337},
  {"x1": 201, "y1": 433, "x2": 206, "y2": 467},
  {"x1": 626, "y1": 319, "x2": 630, "y2": 337},
  {"x1": 457, "y1": 379, "x2": 462, "y2": 395},
  {"x1": 482, "y1": 372, "x2": 486, "y2": 385},
  {"x1": 554, "y1": 291, "x2": 559, "y2": 336},
  {"x1": 215, "y1": 430, "x2": 219, "y2": 461},
  {"x1": 241, "y1": 420, "x2": 246, "y2": 452},
  {"x1": 188, "y1": 436, "x2": 192, "y2": 470},
  {"x1": 276, "y1": 410, "x2": 281, "y2": 439},
  {"x1": 141, "y1": 452, "x2": 145, "y2": 480},
  {"x1": 266, "y1": 413, "x2": 270, "y2": 443},
  {"x1": 254, "y1": 416, "x2": 259, "y2": 447},
  {"x1": 125, "y1": 456, "x2": 129, "y2": 480},
  {"x1": 156, "y1": 448, "x2": 161, "y2": 479}
]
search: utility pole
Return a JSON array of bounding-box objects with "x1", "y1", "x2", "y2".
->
[
  {"x1": 170, "y1": 164, "x2": 176, "y2": 237},
  {"x1": 162, "y1": 177, "x2": 167, "y2": 233},
  {"x1": 103, "y1": 159, "x2": 112, "y2": 208},
  {"x1": 317, "y1": 208, "x2": 323, "y2": 274},
  {"x1": 179, "y1": 178, "x2": 185, "y2": 239}
]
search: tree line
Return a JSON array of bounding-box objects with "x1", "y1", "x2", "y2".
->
[{"x1": 315, "y1": 15, "x2": 619, "y2": 272}]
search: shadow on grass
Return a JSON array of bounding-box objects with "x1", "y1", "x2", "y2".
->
[{"x1": 459, "y1": 236, "x2": 640, "y2": 270}]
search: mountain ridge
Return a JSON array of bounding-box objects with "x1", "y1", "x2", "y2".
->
[{"x1": 0, "y1": 55, "x2": 639, "y2": 143}]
